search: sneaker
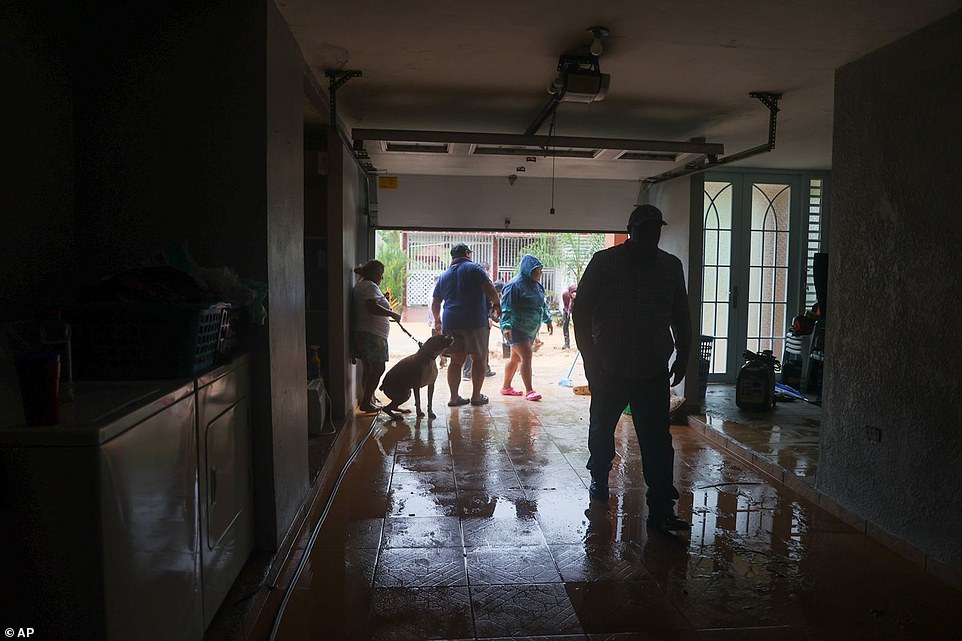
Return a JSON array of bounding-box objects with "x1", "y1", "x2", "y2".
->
[
  {"x1": 462, "y1": 374, "x2": 472, "y2": 381},
  {"x1": 646, "y1": 514, "x2": 692, "y2": 531},
  {"x1": 486, "y1": 370, "x2": 497, "y2": 377},
  {"x1": 588, "y1": 480, "x2": 609, "y2": 501}
]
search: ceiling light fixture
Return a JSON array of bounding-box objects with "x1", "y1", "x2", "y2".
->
[{"x1": 588, "y1": 26, "x2": 609, "y2": 57}]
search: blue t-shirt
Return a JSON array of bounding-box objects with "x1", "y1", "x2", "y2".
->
[{"x1": 432, "y1": 260, "x2": 490, "y2": 331}]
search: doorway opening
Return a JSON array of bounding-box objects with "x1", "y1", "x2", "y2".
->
[
  {"x1": 697, "y1": 170, "x2": 828, "y2": 486},
  {"x1": 699, "y1": 172, "x2": 827, "y2": 384},
  {"x1": 374, "y1": 229, "x2": 606, "y2": 404}
]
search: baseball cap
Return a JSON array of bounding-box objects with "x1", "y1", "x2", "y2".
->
[
  {"x1": 450, "y1": 243, "x2": 472, "y2": 257},
  {"x1": 628, "y1": 204, "x2": 667, "y2": 226}
]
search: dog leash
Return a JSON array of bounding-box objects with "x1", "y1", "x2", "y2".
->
[{"x1": 392, "y1": 318, "x2": 423, "y2": 348}]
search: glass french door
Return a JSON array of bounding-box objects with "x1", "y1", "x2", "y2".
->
[{"x1": 702, "y1": 172, "x2": 803, "y2": 381}]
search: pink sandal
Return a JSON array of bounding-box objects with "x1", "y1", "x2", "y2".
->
[
  {"x1": 500, "y1": 387, "x2": 523, "y2": 396},
  {"x1": 525, "y1": 390, "x2": 542, "y2": 401}
]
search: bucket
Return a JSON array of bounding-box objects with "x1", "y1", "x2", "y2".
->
[
  {"x1": 698, "y1": 335, "x2": 714, "y2": 399},
  {"x1": 735, "y1": 349, "x2": 777, "y2": 411}
]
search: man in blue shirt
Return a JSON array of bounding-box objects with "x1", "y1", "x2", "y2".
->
[{"x1": 432, "y1": 244, "x2": 502, "y2": 407}]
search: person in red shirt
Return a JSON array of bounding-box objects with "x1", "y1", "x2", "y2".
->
[{"x1": 561, "y1": 283, "x2": 577, "y2": 350}]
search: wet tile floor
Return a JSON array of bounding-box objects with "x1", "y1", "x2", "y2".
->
[
  {"x1": 698, "y1": 385, "x2": 821, "y2": 486},
  {"x1": 263, "y1": 388, "x2": 962, "y2": 641}
]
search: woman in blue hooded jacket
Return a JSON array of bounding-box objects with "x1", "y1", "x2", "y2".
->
[{"x1": 499, "y1": 254, "x2": 553, "y2": 401}]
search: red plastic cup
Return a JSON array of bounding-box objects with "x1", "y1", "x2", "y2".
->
[{"x1": 15, "y1": 351, "x2": 61, "y2": 426}]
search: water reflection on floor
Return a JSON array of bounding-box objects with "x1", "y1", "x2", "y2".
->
[
  {"x1": 264, "y1": 389, "x2": 961, "y2": 641},
  {"x1": 699, "y1": 384, "x2": 821, "y2": 487}
]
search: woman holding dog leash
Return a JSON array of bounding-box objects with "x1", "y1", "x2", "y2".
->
[
  {"x1": 499, "y1": 254, "x2": 553, "y2": 401},
  {"x1": 352, "y1": 259, "x2": 401, "y2": 413}
]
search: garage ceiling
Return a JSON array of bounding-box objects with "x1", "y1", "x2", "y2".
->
[{"x1": 279, "y1": 1, "x2": 962, "y2": 180}]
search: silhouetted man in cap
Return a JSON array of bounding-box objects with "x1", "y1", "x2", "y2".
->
[{"x1": 573, "y1": 204, "x2": 693, "y2": 531}]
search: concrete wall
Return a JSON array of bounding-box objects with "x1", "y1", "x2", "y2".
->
[
  {"x1": 824, "y1": 9, "x2": 962, "y2": 576},
  {"x1": 327, "y1": 135, "x2": 362, "y2": 417},
  {"x1": 12, "y1": 2, "x2": 312, "y2": 551},
  {"x1": 0, "y1": 5, "x2": 76, "y2": 320},
  {"x1": 642, "y1": 177, "x2": 702, "y2": 402},
  {"x1": 72, "y1": 5, "x2": 267, "y2": 283},
  {"x1": 265, "y1": 0, "x2": 310, "y2": 549},
  {"x1": 642, "y1": 180, "x2": 694, "y2": 281}
]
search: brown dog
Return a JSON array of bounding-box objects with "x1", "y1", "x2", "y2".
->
[{"x1": 379, "y1": 334, "x2": 454, "y2": 419}]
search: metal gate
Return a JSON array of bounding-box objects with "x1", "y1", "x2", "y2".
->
[
  {"x1": 400, "y1": 231, "x2": 570, "y2": 306},
  {"x1": 404, "y1": 233, "x2": 493, "y2": 305},
  {"x1": 496, "y1": 234, "x2": 556, "y2": 295}
]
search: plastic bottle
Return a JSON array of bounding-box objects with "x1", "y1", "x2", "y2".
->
[{"x1": 308, "y1": 345, "x2": 321, "y2": 379}]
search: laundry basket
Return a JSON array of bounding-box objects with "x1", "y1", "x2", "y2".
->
[
  {"x1": 698, "y1": 335, "x2": 714, "y2": 399},
  {"x1": 73, "y1": 301, "x2": 229, "y2": 380}
]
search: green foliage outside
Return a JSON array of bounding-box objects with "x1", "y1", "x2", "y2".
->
[
  {"x1": 515, "y1": 232, "x2": 603, "y2": 316},
  {"x1": 519, "y1": 233, "x2": 603, "y2": 282},
  {"x1": 558, "y1": 232, "x2": 604, "y2": 282},
  {"x1": 375, "y1": 230, "x2": 406, "y2": 311},
  {"x1": 520, "y1": 234, "x2": 561, "y2": 272},
  {"x1": 517, "y1": 234, "x2": 559, "y2": 312}
]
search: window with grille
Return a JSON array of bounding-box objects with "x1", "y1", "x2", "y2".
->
[{"x1": 804, "y1": 178, "x2": 823, "y2": 311}]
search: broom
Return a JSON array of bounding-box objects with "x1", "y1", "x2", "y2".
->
[{"x1": 559, "y1": 351, "x2": 580, "y2": 387}]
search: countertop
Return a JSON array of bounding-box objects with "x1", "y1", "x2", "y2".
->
[
  {"x1": 0, "y1": 378, "x2": 195, "y2": 447},
  {"x1": 0, "y1": 354, "x2": 250, "y2": 448}
]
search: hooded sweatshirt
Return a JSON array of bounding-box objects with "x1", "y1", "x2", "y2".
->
[{"x1": 500, "y1": 254, "x2": 550, "y2": 338}]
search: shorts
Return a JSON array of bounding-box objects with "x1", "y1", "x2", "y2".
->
[
  {"x1": 444, "y1": 326, "x2": 490, "y2": 357},
  {"x1": 355, "y1": 331, "x2": 389, "y2": 363},
  {"x1": 506, "y1": 329, "x2": 534, "y2": 346}
]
